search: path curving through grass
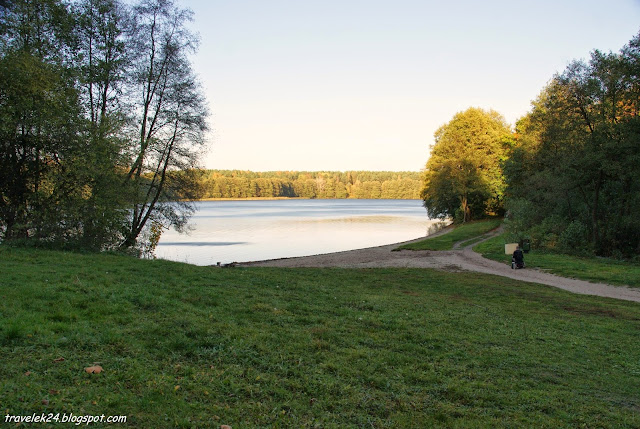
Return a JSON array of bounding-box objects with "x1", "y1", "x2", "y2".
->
[{"x1": 243, "y1": 225, "x2": 640, "y2": 303}]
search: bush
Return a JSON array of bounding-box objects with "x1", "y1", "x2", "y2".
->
[
  {"x1": 559, "y1": 221, "x2": 590, "y2": 254},
  {"x1": 504, "y1": 198, "x2": 536, "y2": 241}
]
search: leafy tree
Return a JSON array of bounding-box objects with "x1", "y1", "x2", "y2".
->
[
  {"x1": 334, "y1": 180, "x2": 348, "y2": 199},
  {"x1": 120, "y1": 0, "x2": 208, "y2": 248},
  {"x1": 72, "y1": 0, "x2": 130, "y2": 248},
  {"x1": 0, "y1": 0, "x2": 85, "y2": 242},
  {"x1": 505, "y1": 33, "x2": 640, "y2": 256},
  {"x1": 0, "y1": 0, "x2": 209, "y2": 253},
  {"x1": 421, "y1": 108, "x2": 512, "y2": 222}
]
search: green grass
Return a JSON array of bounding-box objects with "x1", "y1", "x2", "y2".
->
[
  {"x1": 1, "y1": 246, "x2": 639, "y2": 427},
  {"x1": 474, "y1": 234, "x2": 640, "y2": 288},
  {"x1": 396, "y1": 218, "x2": 503, "y2": 251}
]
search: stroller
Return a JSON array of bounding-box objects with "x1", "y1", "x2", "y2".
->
[{"x1": 511, "y1": 247, "x2": 525, "y2": 269}]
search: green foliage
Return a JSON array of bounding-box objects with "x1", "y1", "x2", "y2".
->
[
  {"x1": 0, "y1": 13, "x2": 87, "y2": 243},
  {"x1": 2, "y1": 246, "x2": 640, "y2": 427},
  {"x1": 198, "y1": 170, "x2": 422, "y2": 199},
  {"x1": 558, "y1": 220, "x2": 590, "y2": 254},
  {"x1": 505, "y1": 32, "x2": 640, "y2": 257},
  {"x1": 120, "y1": 0, "x2": 208, "y2": 249},
  {"x1": 396, "y1": 218, "x2": 502, "y2": 251},
  {"x1": 504, "y1": 198, "x2": 568, "y2": 250},
  {"x1": 422, "y1": 108, "x2": 512, "y2": 223},
  {"x1": 0, "y1": 0, "x2": 209, "y2": 252}
]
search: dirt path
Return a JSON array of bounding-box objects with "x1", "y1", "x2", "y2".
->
[{"x1": 241, "y1": 228, "x2": 640, "y2": 303}]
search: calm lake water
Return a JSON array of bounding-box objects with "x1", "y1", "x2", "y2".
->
[{"x1": 155, "y1": 199, "x2": 441, "y2": 265}]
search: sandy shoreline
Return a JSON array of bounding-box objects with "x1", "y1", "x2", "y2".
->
[{"x1": 240, "y1": 229, "x2": 640, "y2": 303}]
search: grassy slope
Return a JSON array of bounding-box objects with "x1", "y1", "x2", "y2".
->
[
  {"x1": 475, "y1": 234, "x2": 640, "y2": 288},
  {"x1": 1, "y1": 246, "x2": 639, "y2": 427},
  {"x1": 396, "y1": 219, "x2": 503, "y2": 251}
]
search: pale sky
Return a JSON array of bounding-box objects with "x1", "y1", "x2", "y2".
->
[{"x1": 180, "y1": 0, "x2": 640, "y2": 172}]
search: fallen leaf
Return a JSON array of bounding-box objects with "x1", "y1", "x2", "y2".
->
[
  {"x1": 49, "y1": 389, "x2": 60, "y2": 395},
  {"x1": 220, "y1": 425, "x2": 232, "y2": 429},
  {"x1": 174, "y1": 385, "x2": 180, "y2": 391},
  {"x1": 53, "y1": 357, "x2": 65, "y2": 363},
  {"x1": 42, "y1": 399, "x2": 49, "y2": 405},
  {"x1": 84, "y1": 365, "x2": 103, "y2": 374},
  {"x1": 24, "y1": 371, "x2": 31, "y2": 376}
]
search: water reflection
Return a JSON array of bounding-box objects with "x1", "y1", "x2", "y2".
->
[{"x1": 155, "y1": 199, "x2": 438, "y2": 266}]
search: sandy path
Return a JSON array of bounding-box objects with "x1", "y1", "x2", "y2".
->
[{"x1": 240, "y1": 228, "x2": 640, "y2": 303}]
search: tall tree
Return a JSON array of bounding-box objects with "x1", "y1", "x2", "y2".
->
[
  {"x1": 0, "y1": 0, "x2": 84, "y2": 242},
  {"x1": 73, "y1": 0, "x2": 130, "y2": 248},
  {"x1": 0, "y1": 0, "x2": 209, "y2": 252},
  {"x1": 421, "y1": 107, "x2": 512, "y2": 222},
  {"x1": 505, "y1": 32, "x2": 640, "y2": 256},
  {"x1": 120, "y1": 0, "x2": 208, "y2": 248}
]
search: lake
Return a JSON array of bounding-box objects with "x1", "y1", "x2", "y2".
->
[{"x1": 155, "y1": 199, "x2": 441, "y2": 265}]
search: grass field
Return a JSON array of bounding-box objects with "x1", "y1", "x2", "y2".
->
[
  {"x1": 396, "y1": 219, "x2": 502, "y2": 251},
  {"x1": 474, "y1": 234, "x2": 640, "y2": 288},
  {"x1": 1, "y1": 246, "x2": 639, "y2": 427}
]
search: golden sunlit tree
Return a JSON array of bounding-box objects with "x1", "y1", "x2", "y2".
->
[{"x1": 422, "y1": 107, "x2": 513, "y2": 223}]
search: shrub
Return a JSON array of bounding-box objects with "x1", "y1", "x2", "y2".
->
[{"x1": 559, "y1": 221, "x2": 590, "y2": 254}]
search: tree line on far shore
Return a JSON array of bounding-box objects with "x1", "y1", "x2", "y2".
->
[{"x1": 198, "y1": 170, "x2": 422, "y2": 200}]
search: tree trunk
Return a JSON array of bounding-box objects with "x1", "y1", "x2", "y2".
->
[
  {"x1": 461, "y1": 194, "x2": 469, "y2": 223},
  {"x1": 591, "y1": 170, "x2": 603, "y2": 249}
]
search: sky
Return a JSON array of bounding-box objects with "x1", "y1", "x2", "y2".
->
[{"x1": 180, "y1": 0, "x2": 640, "y2": 172}]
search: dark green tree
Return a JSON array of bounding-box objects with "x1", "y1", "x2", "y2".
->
[
  {"x1": 0, "y1": 0, "x2": 85, "y2": 242},
  {"x1": 0, "y1": 0, "x2": 209, "y2": 253},
  {"x1": 505, "y1": 33, "x2": 640, "y2": 256}
]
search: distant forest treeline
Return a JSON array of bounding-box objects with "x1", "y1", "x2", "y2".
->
[{"x1": 198, "y1": 170, "x2": 422, "y2": 199}]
